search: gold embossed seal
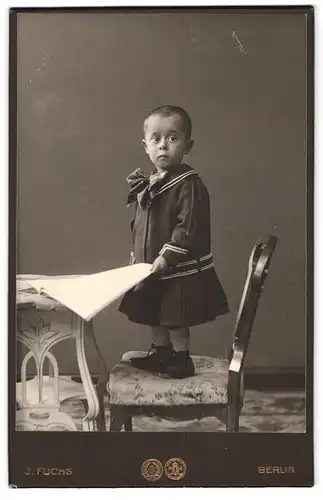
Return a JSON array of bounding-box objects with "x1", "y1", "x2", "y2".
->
[
  {"x1": 164, "y1": 458, "x2": 187, "y2": 480},
  {"x1": 141, "y1": 459, "x2": 163, "y2": 481}
]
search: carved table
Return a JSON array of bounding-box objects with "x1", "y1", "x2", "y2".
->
[{"x1": 16, "y1": 275, "x2": 108, "y2": 431}]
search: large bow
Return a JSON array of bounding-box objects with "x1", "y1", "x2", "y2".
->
[{"x1": 126, "y1": 168, "x2": 167, "y2": 208}]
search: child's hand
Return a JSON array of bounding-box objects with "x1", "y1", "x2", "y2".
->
[{"x1": 151, "y1": 255, "x2": 168, "y2": 274}]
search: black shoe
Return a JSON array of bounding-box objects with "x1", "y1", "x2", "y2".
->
[
  {"x1": 129, "y1": 343, "x2": 174, "y2": 375},
  {"x1": 167, "y1": 351, "x2": 195, "y2": 379}
]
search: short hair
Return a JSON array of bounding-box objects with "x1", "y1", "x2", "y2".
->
[{"x1": 143, "y1": 105, "x2": 192, "y2": 139}]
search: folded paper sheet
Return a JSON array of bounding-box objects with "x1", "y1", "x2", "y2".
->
[{"x1": 25, "y1": 263, "x2": 152, "y2": 321}]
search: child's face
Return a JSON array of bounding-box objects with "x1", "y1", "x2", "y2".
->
[{"x1": 142, "y1": 114, "x2": 193, "y2": 170}]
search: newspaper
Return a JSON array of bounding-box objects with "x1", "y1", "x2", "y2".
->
[{"x1": 18, "y1": 263, "x2": 152, "y2": 321}]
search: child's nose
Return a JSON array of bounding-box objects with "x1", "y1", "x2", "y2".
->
[{"x1": 159, "y1": 138, "x2": 168, "y2": 149}]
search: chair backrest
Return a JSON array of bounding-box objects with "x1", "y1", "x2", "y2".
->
[{"x1": 229, "y1": 235, "x2": 278, "y2": 374}]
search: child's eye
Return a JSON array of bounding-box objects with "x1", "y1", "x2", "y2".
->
[
  {"x1": 151, "y1": 137, "x2": 159, "y2": 143},
  {"x1": 168, "y1": 136, "x2": 178, "y2": 142}
]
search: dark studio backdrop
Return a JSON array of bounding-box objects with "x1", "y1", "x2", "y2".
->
[{"x1": 16, "y1": 11, "x2": 307, "y2": 381}]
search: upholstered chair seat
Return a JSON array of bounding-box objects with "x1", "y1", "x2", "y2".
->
[{"x1": 108, "y1": 352, "x2": 237, "y2": 407}]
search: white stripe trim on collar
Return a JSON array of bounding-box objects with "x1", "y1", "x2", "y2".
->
[{"x1": 155, "y1": 170, "x2": 198, "y2": 197}]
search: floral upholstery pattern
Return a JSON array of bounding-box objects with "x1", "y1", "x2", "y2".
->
[
  {"x1": 107, "y1": 352, "x2": 240, "y2": 406},
  {"x1": 64, "y1": 390, "x2": 305, "y2": 432}
]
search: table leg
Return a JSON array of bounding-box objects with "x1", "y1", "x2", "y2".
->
[
  {"x1": 16, "y1": 309, "x2": 107, "y2": 431},
  {"x1": 72, "y1": 314, "x2": 102, "y2": 431},
  {"x1": 84, "y1": 320, "x2": 109, "y2": 431},
  {"x1": 16, "y1": 312, "x2": 78, "y2": 431}
]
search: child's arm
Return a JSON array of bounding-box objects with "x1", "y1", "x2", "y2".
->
[
  {"x1": 151, "y1": 254, "x2": 168, "y2": 273},
  {"x1": 156, "y1": 177, "x2": 203, "y2": 267},
  {"x1": 128, "y1": 202, "x2": 137, "y2": 265}
]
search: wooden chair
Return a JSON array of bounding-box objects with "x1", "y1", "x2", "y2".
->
[{"x1": 107, "y1": 235, "x2": 278, "y2": 432}]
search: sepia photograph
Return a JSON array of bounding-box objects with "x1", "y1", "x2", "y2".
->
[{"x1": 9, "y1": 5, "x2": 314, "y2": 487}]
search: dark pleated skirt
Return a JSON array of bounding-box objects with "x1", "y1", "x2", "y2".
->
[{"x1": 118, "y1": 268, "x2": 229, "y2": 328}]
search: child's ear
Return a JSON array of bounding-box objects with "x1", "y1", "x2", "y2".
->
[
  {"x1": 185, "y1": 139, "x2": 194, "y2": 154},
  {"x1": 142, "y1": 139, "x2": 149, "y2": 154}
]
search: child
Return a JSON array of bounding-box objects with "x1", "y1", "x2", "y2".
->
[{"x1": 119, "y1": 105, "x2": 229, "y2": 378}]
